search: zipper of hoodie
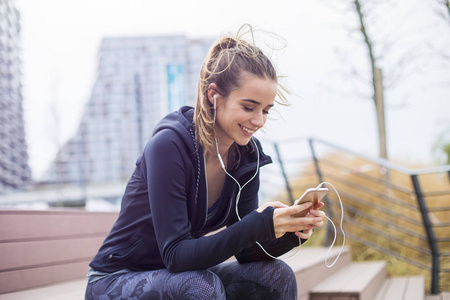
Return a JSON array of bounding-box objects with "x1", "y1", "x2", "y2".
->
[
  {"x1": 188, "y1": 127, "x2": 201, "y2": 205},
  {"x1": 203, "y1": 156, "x2": 208, "y2": 224}
]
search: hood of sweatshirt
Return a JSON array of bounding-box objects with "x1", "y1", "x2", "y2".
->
[
  {"x1": 152, "y1": 106, "x2": 272, "y2": 175},
  {"x1": 152, "y1": 106, "x2": 197, "y2": 153}
]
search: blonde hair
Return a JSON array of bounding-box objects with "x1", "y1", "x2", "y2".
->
[{"x1": 193, "y1": 24, "x2": 288, "y2": 155}]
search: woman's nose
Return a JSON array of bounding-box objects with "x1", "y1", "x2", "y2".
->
[{"x1": 251, "y1": 112, "x2": 265, "y2": 128}]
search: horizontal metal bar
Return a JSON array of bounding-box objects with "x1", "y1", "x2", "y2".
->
[
  {"x1": 427, "y1": 206, "x2": 450, "y2": 212},
  {"x1": 422, "y1": 190, "x2": 450, "y2": 197}
]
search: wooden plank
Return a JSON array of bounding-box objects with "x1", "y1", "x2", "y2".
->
[
  {"x1": 404, "y1": 276, "x2": 424, "y2": 300},
  {"x1": 374, "y1": 280, "x2": 390, "y2": 300},
  {"x1": 312, "y1": 261, "x2": 385, "y2": 292},
  {"x1": 284, "y1": 247, "x2": 352, "y2": 300},
  {"x1": 0, "y1": 278, "x2": 86, "y2": 300},
  {"x1": 0, "y1": 261, "x2": 89, "y2": 294},
  {"x1": 382, "y1": 277, "x2": 408, "y2": 300},
  {"x1": 310, "y1": 261, "x2": 386, "y2": 300},
  {"x1": 375, "y1": 276, "x2": 425, "y2": 300},
  {"x1": 0, "y1": 210, "x2": 117, "y2": 241},
  {"x1": 360, "y1": 262, "x2": 387, "y2": 300},
  {"x1": 0, "y1": 236, "x2": 104, "y2": 271}
]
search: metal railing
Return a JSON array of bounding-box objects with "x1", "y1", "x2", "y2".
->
[{"x1": 259, "y1": 137, "x2": 450, "y2": 294}]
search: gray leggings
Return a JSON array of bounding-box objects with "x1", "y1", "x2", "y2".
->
[{"x1": 85, "y1": 259, "x2": 297, "y2": 300}]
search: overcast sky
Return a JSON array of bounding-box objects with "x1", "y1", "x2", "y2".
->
[{"x1": 14, "y1": 0, "x2": 450, "y2": 178}]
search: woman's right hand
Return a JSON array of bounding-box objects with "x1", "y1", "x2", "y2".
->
[{"x1": 270, "y1": 202, "x2": 324, "y2": 239}]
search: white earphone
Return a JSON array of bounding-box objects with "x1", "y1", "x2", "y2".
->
[{"x1": 213, "y1": 94, "x2": 218, "y2": 126}]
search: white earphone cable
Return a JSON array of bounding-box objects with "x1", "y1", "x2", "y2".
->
[{"x1": 315, "y1": 182, "x2": 346, "y2": 267}]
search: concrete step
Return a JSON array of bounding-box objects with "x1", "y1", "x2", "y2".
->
[
  {"x1": 375, "y1": 276, "x2": 424, "y2": 300},
  {"x1": 309, "y1": 260, "x2": 387, "y2": 300},
  {"x1": 283, "y1": 246, "x2": 352, "y2": 300}
]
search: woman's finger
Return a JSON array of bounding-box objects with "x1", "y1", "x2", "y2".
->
[
  {"x1": 257, "y1": 201, "x2": 289, "y2": 213},
  {"x1": 284, "y1": 202, "x2": 313, "y2": 216},
  {"x1": 314, "y1": 202, "x2": 325, "y2": 210},
  {"x1": 295, "y1": 229, "x2": 313, "y2": 239},
  {"x1": 308, "y1": 209, "x2": 326, "y2": 218}
]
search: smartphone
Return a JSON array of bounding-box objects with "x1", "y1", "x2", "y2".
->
[{"x1": 291, "y1": 187, "x2": 329, "y2": 218}]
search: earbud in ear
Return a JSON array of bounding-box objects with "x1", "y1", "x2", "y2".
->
[{"x1": 213, "y1": 94, "x2": 218, "y2": 125}]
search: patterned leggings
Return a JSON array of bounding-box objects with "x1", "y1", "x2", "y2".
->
[{"x1": 85, "y1": 259, "x2": 297, "y2": 300}]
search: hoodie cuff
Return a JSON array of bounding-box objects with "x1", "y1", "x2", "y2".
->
[{"x1": 259, "y1": 206, "x2": 276, "y2": 240}]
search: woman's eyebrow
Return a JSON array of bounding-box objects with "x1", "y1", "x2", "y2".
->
[{"x1": 242, "y1": 99, "x2": 274, "y2": 107}]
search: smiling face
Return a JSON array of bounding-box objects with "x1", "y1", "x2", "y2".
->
[{"x1": 214, "y1": 75, "x2": 277, "y2": 147}]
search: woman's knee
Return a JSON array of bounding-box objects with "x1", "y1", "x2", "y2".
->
[
  {"x1": 268, "y1": 259, "x2": 296, "y2": 279},
  {"x1": 211, "y1": 260, "x2": 297, "y2": 300},
  {"x1": 165, "y1": 270, "x2": 226, "y2": 300}
]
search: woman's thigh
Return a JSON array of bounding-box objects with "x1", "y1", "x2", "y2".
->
[
  {"x1": 209, "y1": 259, "x2": 297, "y2": 300},
  {"x1": 85, "y1": 269, "x2": 226, "y2": 300}
]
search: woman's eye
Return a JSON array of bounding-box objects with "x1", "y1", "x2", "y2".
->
[
  {"x1": 263, "y1": 110, "x2": 270, "y2": 115},
  {"x1": 243, "y1": 106, "x2": 253, "y2": 112}
]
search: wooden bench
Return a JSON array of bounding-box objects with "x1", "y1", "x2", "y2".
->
[{"x1": 0, "y1": 209, "x2": 118, "y2": 295}]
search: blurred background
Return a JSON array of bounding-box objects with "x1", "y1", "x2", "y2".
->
[{"x1": 1, "y1": 0, "x2": 449, "y2": 207}]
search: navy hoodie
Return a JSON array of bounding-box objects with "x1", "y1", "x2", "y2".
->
[{"x1": 89, "y1": 106, "x2": 300, "y2": 273}]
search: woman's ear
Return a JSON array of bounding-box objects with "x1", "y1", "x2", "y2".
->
[{"x1": 207, "y1": 83, "x2": 219, "y2": 105}]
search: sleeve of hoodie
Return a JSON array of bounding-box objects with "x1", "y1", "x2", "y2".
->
[
  {"x1": 228, "y1": 168, "x2": 307, "y2": 263},
  {"x1": 143, "y1": 129, "x2": 277, "y2": 272}
]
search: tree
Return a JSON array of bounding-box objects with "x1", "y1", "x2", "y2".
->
[
  {"x1": 353, "y1": 0, "x2": 387, "y2": 159},
  {"x1": 325, "y1": 0, "x2": 447, "y2": 161}
]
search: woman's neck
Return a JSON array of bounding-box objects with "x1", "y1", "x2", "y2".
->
[{"x1": 207, "y1": 136, "x2": 232, "y2": 166}]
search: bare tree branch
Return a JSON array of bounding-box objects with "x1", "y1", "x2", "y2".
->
[
  {"x1": 444, "y1": 0, "x2": 450, "y2": 21},
  {"x1": 354, "y1": 0, "x2": 378, "y2": 107}
]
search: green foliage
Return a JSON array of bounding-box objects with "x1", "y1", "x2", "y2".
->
[
  {"x1": 442, "y1": 143, "x2": 450, "y2": 164},
  {"x1": 434, "y1": 130, "x2": 450, "y2": 164}
]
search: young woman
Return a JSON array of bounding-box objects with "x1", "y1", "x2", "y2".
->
[{"x1": 85, "y1": 25, "x2": 325, "y2": 300}]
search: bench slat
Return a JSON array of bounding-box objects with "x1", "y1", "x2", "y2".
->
[
  {"x1": 0, "y1": 261, "x2": 89, "y2": 294},
  {"x1": 0, "y1": 236, "x2": 104, "y2": 271},
  {"x1": 0, "y1": 210, "x2": 117, "y2": 242}
]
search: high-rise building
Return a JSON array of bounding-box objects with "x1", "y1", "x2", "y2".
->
[
  {"x1": 0, "y1": 0, "x2": 31, "y2": 193},
  {"x1": 46, "y1": 36, "x2": 212, "y2": 184}
]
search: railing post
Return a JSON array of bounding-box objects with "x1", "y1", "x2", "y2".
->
[
  {"x1": 308, "y1": 138, "x2": 333, "y2": 247},
  {"x1": 273, "y1": 143, "x2": 294, "y2": 205},
  {"x1": 411, "y1": 174, "x2": 440, "y2": 294}
]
